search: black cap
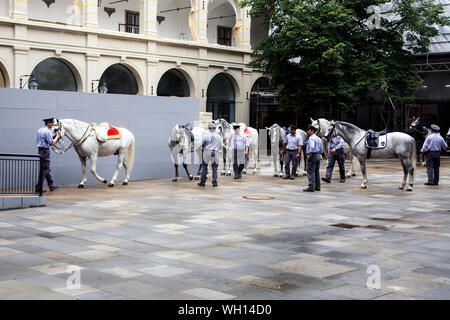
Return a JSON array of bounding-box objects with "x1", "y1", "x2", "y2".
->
[
  {"x1": 43, "y1": 118, "x2": 54, "y2": 124},
  {"x1": 307, "y1": 124, "x2": 317, "y2": 132},
  {"x1": 289, "y1": 125, "x2": 297, "y2": 130},
  {"x1": 233, "y1": 124, "x2": 241, "y2": 130}
]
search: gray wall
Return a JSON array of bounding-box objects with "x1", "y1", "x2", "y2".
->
[{"x1": 0, "y1": 88, "x2": 199, "y2": 186}]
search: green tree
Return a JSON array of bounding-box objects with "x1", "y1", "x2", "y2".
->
[{"x1": 240, "y1": 0, "x2": 449, "y2": 118}]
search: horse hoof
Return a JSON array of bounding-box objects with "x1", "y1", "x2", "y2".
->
[
  {"x1": 172, "y1": 178, "x2": 178, "y2": 182},
  {"x1": 273, "y1": 174, "x2": 278, "y2": 177},
  {"x1": 302, "y1": 173, "x2": 307, "y2": 176},
  {"x1": 405, "y1": 188, "x2": 413, "y2": 192},
  {"x1": 77, "y1": 184, "x2": 84, "y2": 189},
  {"x1": 123, "y1": 182, "x2": 128, "y2": 186},
  {"x1": 398, "y1": 186, "x2": 405, "y2": 190},
  {"x1": 188, "y1": 175, "x2": 193, "y2": 181},
  {"x1": 194, "y1": 176, "x2": 200, "y2": 180},
  {"x1": 352, "y1": 174, "x2": 356, "y2": 177},
  {"x1": 221, "y1": 172, "x2": 226, "y2": 176},
  {"x1": 108, "y1": 183, "x2": 114, "y2": 187},
  {"x1": 360, "y1": 186, "x2": 367, "y2": 189},
  {"x1": 102, "y1": 179, "x2": 107, "y2": 184},
  {"x1": 226, "y1": 173, "x2": 231, "y2": 176}
]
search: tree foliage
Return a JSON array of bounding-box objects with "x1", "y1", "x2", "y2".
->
[{"x1": 240, "y1": 0, "x2": 449, "y2": 115}]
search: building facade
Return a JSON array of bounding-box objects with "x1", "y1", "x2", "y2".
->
[{"x1": 0, "y1": 0, "x2": 269, "y2": 124}]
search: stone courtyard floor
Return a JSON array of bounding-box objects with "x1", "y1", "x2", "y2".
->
[{"x1": 0, "y1": 156, "x2": 449, "y2": 300}]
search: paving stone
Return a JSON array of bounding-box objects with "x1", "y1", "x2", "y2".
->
[
  {"x1": 0, "y1": 280, "x2": 73, "y2": 300},
  {"x1": 182, "y1": 287, "x2": 236, "y2": 300}
]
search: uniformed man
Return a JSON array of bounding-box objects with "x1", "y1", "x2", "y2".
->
[
  {"x1": 322, "y1": 135, "x2": 346, "y2": 183},
  {"x1": 303, "y1": 125, "x2": 323, "y2": 192},
  {"x1": 420, "y1": 124, "x2": 448, "y2": 186},
  {"x1": 198, "y1": 122, "x2": 224, "y2": 187},
  {"x1": 35, "y1": 118, "x2": 61, "y2": 193},
  {"x1": 282, "y1": 125, "x2": 303, "y2": 180},
  {"x1": 227, "y1": 124, "x2": 249, "y2": 179}
]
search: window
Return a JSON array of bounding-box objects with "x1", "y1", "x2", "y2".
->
[
  {"x1": 123, "y1": 11, "x2": 139, "y2": 34},
  {"x1": 217, "y1": 26, "x2": 232, "y2": 46}
]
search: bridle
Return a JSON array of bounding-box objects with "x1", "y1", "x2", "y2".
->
[
  {"x1": 326, "y1": 121, "x2": 365, "y2": 152},
  {"x1": 51, "y1": 119, "x2": 93, "y2": 154}
]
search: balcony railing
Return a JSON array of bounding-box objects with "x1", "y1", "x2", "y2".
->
[{"x1": 118, "y1": 24, "x2": 139, "y2": 34}]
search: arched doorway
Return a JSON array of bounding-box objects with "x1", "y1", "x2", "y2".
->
[
  {"x1": 0, "y1": 68, "x2": 5, "y2": 88},
  {"x1": 31, "y1": 58, "x2": 77, "y2": 91},
  {"x1": 99, "y1": 64, "x2": 139, "y2": 95},
  {"x1": 207, "y1": 1, "x2": 236, "y2": 46},
  {"x1": 157, "y1": 69, "x2": 190, "y2": 97},
  {"x1": 207, "y1": 73, "x2": 235, "y2": 122}
]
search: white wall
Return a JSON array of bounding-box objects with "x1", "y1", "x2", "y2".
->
[
  {"x1": 207, "y1": 1, "x2": 236, "y2": 46},
  {"x1": 98, "y1": 0, "x2": 140, "y2": 32},
  {"x1": 28, "y1": 0, "x2": 80, "y2": 25},
  {"x1": 0, "y1": 0, "x2": 7, "y2": 17},
  {"x1": 157, "y1": 0, "x2": 192, "y2": 41}
]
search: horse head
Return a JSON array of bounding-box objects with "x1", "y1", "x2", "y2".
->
[
  {"x1": 409, "y1": 117, "x2": 420, "y2": 131},
  {"x1": 169, "y1": 124, "x2": 182, "y2": 143},
  {"x1": 267, "y1": 124, "x2": 281, "y2": 144}
]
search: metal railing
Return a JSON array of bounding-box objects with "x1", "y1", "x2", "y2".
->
[
  {"x1": 118, "y1": 24, "x2": 139, "y2": 34},
  {"x1": 0, "y1": 153, "x2": 43, "y2": 196}
]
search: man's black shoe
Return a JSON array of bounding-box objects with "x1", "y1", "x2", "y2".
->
[
  {"x1": 303, "y1": 188, "x2": 314, "y2": 192},
  {"x1": 198, "y1": 182, "x2": 206, "y2": 187},
  {"x1": 234, "y1": 176, "x2": 239, "y2": 179},
  {"x1": 321, "y1": 178, "x2": 330, "y2": 183},
  {"x1": 49, "y1": 186, "x2": 59, "y2": 191},
  {"x1": 283, "y1": 175, "x2": 290, "y2": 179},
  {"x1": 315, "y1": 188, "x2": 321, "y2": 191},
  {"x1": 35, "y1": 190, "x2": 47, "y2": 193},
  {"x1": 424, "y1": 182, "x2": 434, "y2": 186},
  {"x1": 339, "y1": 179, "x2": 345, "y2": 183},
  {"x1": 212, "y1": 183, "x2": 218, "y2": 187}
]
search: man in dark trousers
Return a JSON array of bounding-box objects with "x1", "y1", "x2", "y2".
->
[
  {"x1": 420, "y1": 124, "x2": 448, "y2": 186},
  {"x1": 322, "y1": 135, "x2": 346, "y2": 183},
  {"x1": 303, "y1": 125, "x2": 323, "y2": 192},
  {"x1": 35, "y1": 118, "x2": 61, "y2": 193},
  {"x1": 282, "y1": 125, "x2": 303, "y2": 180}
]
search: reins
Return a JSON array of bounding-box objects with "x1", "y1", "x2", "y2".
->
[{"x1": 51, "y1": 121, "x2": 93, "y2": 154}]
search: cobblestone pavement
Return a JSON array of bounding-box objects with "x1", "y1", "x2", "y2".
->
[{"x1": 0, "y1": 156, "x2": 449, "y2": 300}]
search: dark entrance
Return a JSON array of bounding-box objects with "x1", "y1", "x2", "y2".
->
[
  {"x1": 99, "y1": 64, "x2": 139, "y2": 95},
  {"x1": 157, "y1": 69, "x2": 190, "y2": 97},
  {"x1": 31, "y1": 58, "x2": 77, "y2": 91},
  {"x1": 207, "y1": 73, "x2": 235, "y2": 122}
]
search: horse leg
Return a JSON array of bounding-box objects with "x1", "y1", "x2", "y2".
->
[
  {"x1": 196, "y1": 149, "x2": 203, "y2": 178},
  {"x1": 402, "y1": 158, "x2": 414, "y2": 191},
  {"x1": 78, "y1": 155, "x2": 87, "y2": 188},
  {"x1": 359, "y1": 159, "x2": 368, "y2": 189},
  {"x1": 171, "y1": 147, "x2": 180, "y2": 182},
  {"x1": 252, "y1": 147, "x2": 258, "y2": 174},
  {"x1": 89, "y1": 154, "x2": 107, "y2": 184},
  {"x1": 226, "y1": 149, "x2": 232, "y2": 176},
  {"x1": 108, "y1": 150, "x2": 125, "y2": 187},
  {"x1": 221, "y1": 147, "x2": 227, "y2": 175},
  {"x1": 399, "y1": 160, "x2": 408, "y2": 190},
  {"x1": 302, "y1": 149, "x2": 307, "y2": 176}
]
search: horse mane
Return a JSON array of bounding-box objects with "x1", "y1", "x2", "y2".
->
[
  {"x1": 61, "y1": 119, "x2": 89, "y2": 127},
  {"x1": 335, "y1": 121, "x2": 365, "y2": 136}
]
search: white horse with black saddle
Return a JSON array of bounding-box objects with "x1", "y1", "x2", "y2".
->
[
  {"x1": 51, "y1": 119, "x2": 135, "y2": 188},
  {"x1": 168, "y1": 123, "x2": 206, "y2": 181},
  {"x1": 311, "y1": 118, "x2": 360, "y2": 177},
  {"x1": 323, "y1": 121, "x2": 416, "y2": 191}
]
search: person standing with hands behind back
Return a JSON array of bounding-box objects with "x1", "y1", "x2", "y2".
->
[
  {"x1": 303, "y1": 125, "x2": 323, "y2": 192},
  {"x1": 282, "y1": 125, "x2": 303, "y2": 180}
]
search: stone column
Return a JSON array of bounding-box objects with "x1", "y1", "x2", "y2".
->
[
  {"x1": 140, "y1": 0, "x2": 157, "y2": 38},
  {"x1": 10, "y1": 0, "x2": 28, "y2": 21},
  {"x1": 147, "y1": 58, "x2": 158, "y2": 95},
  {"x1": 86, "y1": 53, "x2": 99, "y2": 93},
  {"x1": 14, "y1": 46, "x2": 29, "y2": 89},
  {"x1": 80, "y1": 0, "x2": 98, "y2": 29},
  {"x1": 236, "y1": 7, "x2": 251, "y2": 50},
  {"x1": 198, "y1": 64, "x2": 209, "y2": 112},
  {"x1": 190, "y1": 0, "x2": 208, "y2": 44},
  {"x1": 241, "y1": 68, "x2": 252, "y2": 124}
]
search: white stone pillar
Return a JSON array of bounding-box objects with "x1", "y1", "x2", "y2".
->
[
  {"x1": 147, "y1": 58, "x2": 158, "y2": 95},
  {"x1": 81, "y1": 0, "x2": 98, "y2": 29},
  {"x1": 140, "y1": 0, "x2": 157, "y2": 38},
  {"x1": 190, "y1": 0, "x2": 208, "y2": 44},
  {"x1": 86, "y1": 53, "x2": 99, "y2": 93},
  {"x1": 10, "y1": 0, "x2": 28, "y2": 21},
  {"x1": 198, "y1": 64, "x2": 209, "y2": 112},
  {"x1": 236, "y1": 7, "x2": 251, "y2": 50},
  {"x1": 14, "y1": 46, "x2": 29, "y2": 89}
]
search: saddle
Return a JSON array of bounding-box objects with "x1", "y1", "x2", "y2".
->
[
  {"x1": 366, "y1": 129, "x2": 387, "y2": 148},
  {"x1": 95, "y1": 123, "x2": 122, "y2": 142}
]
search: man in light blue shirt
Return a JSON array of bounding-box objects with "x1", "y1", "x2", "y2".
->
[
  {"x1": 282, "y1": 125, "x2": 303, "y2": 179},
  {"x1": 227, "y1": 124, "x2": 249, "y2": 179},
  {"x1": 198, "y1": 122, "x2": 224, "y2": 187},
  {"x1": 304, "y1": 125, "x2": 323, "y2": 192},
  {"x1": 322, "y1": 135, "x2": 346, "y2": 183},
  {"x1": 35, "y1": 118, "x2": 61, "y2": 193},
  {"x1": 420, "y1": 124, "x2": 448, "y2": 186}
]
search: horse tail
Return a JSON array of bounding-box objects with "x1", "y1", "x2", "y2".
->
[
  {"x1": 126, "y1": 135, "x2": 135, "y2": 175},
  {"x1": 410, "y1": 138, "x2": 417, "y2": 183}
]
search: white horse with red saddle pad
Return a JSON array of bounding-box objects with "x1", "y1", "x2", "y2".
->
[{"x1": 51, "y1": 118, "x2": 135, "y2": 188}]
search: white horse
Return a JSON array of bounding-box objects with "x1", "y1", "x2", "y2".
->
[
  {"x1": 323, "y1": 121, "x2": 416, "y2": 191},
  {"x1": 214, "y1": 119, "x2": 259, "y2": 175},
  {"x1": 311, "y1": 118, "x2": 359, "y2": 177},
  {"x1": 266, "y1": 124, "x2": 286, "y2": 177},
  {"x1": 168, "y1": 123, "x2": 206, "y2": 181},
  {"x1": 51, "y1": 119, "x2": 135, "y2": 188}
]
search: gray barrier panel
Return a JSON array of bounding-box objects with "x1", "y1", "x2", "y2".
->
[{"x1": 0, "y1": 88, "x2": 199, "y2": 185}]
